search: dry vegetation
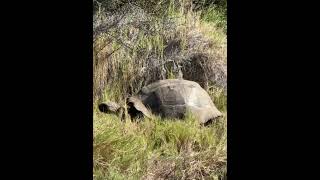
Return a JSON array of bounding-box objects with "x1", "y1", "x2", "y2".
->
[{"x1": 93, "y1": 0, "x2": 227, "y2": 179}]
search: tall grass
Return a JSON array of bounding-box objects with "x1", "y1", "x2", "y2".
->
[
  {"x1": 93, "y1": 0, "x2": 226, "y2": 102},
  {"x1": 93, "y1": 85, "x2": 227, "y2": 179},
  {"x1": 94, "y1": 109, "x2": 226, "y2": 179},
  {"x1": 93, "y1": 0, "x2": 227, "y2": 179},
  {"x1": 201, "y1": 4, "x2": 227, "y2": 33}
]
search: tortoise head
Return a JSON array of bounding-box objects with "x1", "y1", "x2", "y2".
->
[{"x1": 98, "y1": 101, "x2": 123, "y2": 115}]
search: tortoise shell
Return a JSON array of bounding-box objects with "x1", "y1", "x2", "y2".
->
[{"x1": 129, "y1": 79, "x2": 222, "y2": 124}]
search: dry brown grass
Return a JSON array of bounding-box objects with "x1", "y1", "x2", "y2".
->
[{"x1": 93, "y1": 2, "x2": 226, "y2": 102}]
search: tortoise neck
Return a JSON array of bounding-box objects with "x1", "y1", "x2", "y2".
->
[{"x1": 117, "y1": 106, "x2": 126, "y2": 120}]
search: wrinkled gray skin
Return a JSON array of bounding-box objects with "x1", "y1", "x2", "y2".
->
[{"x1": 99, "y1": 79, "x2": 222, "y2": 125}]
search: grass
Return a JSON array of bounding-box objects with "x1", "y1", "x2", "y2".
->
[
  {"x1": 93, "y1": 1, "x2": 227, "y2": 179},
  {"x1": 201, "y1": 5, "x2": 227, "y2": 33},
  {"x1": 93, "y1": 113, "x2": 226, "y2": 179},
  {"x1": 93, "y1": 1, "x2": 227, "y2": 101},
  {"x1": 93, "y1": 87, "x2": 227, "y2": 180}
]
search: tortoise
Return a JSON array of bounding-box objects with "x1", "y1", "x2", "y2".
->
[{"x1": 98, "y1": 79, "x2": 222, "y2": 124}]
